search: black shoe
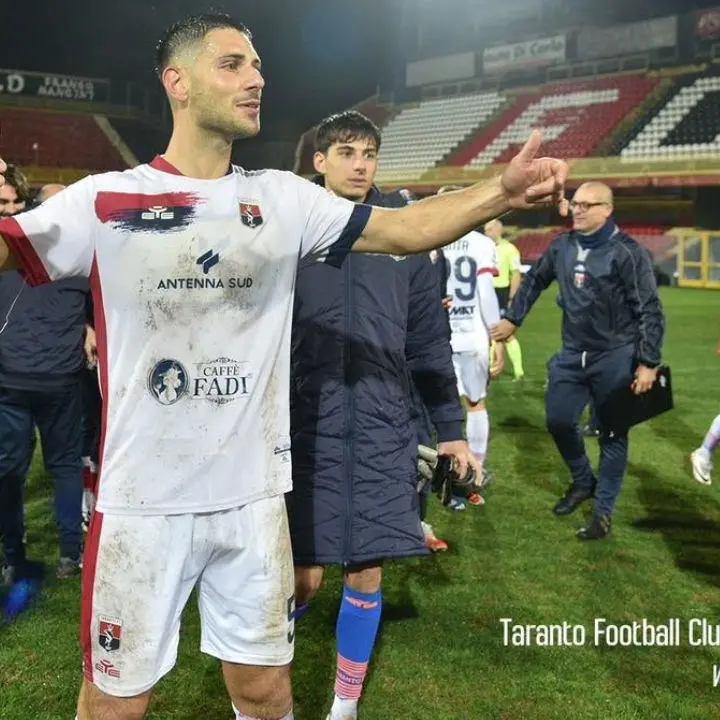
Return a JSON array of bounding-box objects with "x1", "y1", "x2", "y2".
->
[
  {"x1": 553, "y1": 484, "x2": 595, "y2": 516},
  {"x1": 56, "y1": 556, "x2": 82, "y2": 580},
  {"x1": 2, "y1": 560, "x2": 45, "y2": 586},
  {"x1": 581, "y1": 425, "x2": 600, "y2": 438},
  {"x1": 577, "y1": 514, "x2": 612, "y2": 540}
]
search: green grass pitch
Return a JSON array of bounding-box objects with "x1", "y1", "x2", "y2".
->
[{"x1": 1, "y1": 287, "x2": 719, "y2": 719}]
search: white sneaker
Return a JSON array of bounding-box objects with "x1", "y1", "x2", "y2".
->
[
  {"x1": 691, "y1": 448, "x2": 713, "y2": 485},
  {"x1": 326, "y1": 697, "x2": 359, "y2": 720}
]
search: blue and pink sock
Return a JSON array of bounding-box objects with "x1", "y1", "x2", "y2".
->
[{"x1": 331, "y1": 584, "x2": 383, "y2": 716}]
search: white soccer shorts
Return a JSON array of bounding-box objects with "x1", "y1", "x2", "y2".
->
[
  {"x1": 81, "y1": 495, "x2": 295, "y2": 697},
  {"x1": 452, "y1": 350, "x2": 489, "y2": 403}
]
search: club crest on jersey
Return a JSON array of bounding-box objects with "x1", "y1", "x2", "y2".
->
[
  {"x1": 239, "y1": 202, "x2": 263, "y2": 229},
  {"x1": 573, "y1": 263, "x2": 586, "y2": 288},
  {"x1": 98, "y1": 617, "x2": 122, "y2": 653}
]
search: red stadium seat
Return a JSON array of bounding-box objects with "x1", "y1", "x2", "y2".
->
[
  {"x1": 513, "y1": 230, "x2": 559, "y2": 263},
  {"x1": 0, "y1": 108, "x2": 126, "y2": 171},
  {"x1": 513, "y1": 226, "x2": 677, "y2": 264},
  {"x1": 448, "y1": 74, "x2": 660, "y2": 168}
]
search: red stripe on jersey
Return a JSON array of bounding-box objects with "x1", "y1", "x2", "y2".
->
[
  {"x1": 81, "y1": 510, "x2": 105, "y2": 684},
  {"x1": 94, "y1": 192, "x2": 202, "y2": 223},
  {"x1": 0, "y1": 217, "x2": 52, "y2": 286},
  {"x1": 149, "y1": 155, "x2": 232, "y2": 177},
  {"x1": 478, "y1": 266, "x2": 499, "y2": 277},
  {"x1": 89, "y1": 256, "x2": 110, "y2": 488},
  {"x1": 149, "y1": 156, "x2": 185, "y2": 176},
  {"x1": 83, "y1": 255, "x2": 110, "y2": 684}
]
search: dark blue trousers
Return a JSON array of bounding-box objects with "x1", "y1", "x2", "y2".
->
[
  {"x1": 0, "y1": 384, "x2": 83, "y2": 566},
  {"x1": 546, "y1": 345, "x2": 635, "y2": 516},
  {"x1": 587, "y1": 402, "x2": 600, "y2": 431}
]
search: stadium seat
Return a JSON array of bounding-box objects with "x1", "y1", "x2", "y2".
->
[
  {"x1": 375, "y1": 92, "x2": 506, "y2": 183},
  {"x1": 448, "y1": 74, "x2": 659, "y2": 168},
  {"x1": 512, "y1": 230, "x2": 558, "y2": 262},
  {"x1": 0, "y1": 108, "x2": 126, "y2": 171},
  {"x1": 621, "y1": 74, "x2": 720, "y2": 160},
  {"x1": 512, "y1": 226, "x2": 676, "y2": 264},
  {"x1": 630, "y1": 230, "x2": 677, "y2": 261}
]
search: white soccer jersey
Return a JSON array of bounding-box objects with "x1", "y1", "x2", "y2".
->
[
  {"x1": 0, "y1": 157, "x2": 370, "y2": 514},
  {"x1": 444, "y1": 231, "x2": 498, "y2": 354}
]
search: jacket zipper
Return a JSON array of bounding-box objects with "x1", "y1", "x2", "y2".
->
[{"x1": 342, "y1": 257, "x2": 355, "y2": 564}]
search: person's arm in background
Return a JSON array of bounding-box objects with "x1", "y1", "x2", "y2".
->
[
  {"x1": 476, "y1": 270, "x2": 505, "y2": 375},
  {"x1": 434, "y1": 249, "x2": 452, "y2": 335},
  {"x1": 475, "y1": 242, "x2": 505, "y2": 375},
  {"x1": 405, "y1": 254, "x2": 477, "y2": 478},
  {"x1": 491, "y1": 240, "x2": 558, "y2": 341},
  {"x1": 84, "y1": 290, "x2": 97, "y2": 368}
]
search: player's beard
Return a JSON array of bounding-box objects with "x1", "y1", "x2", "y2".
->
[{"x1": 193, "y1": 92, "x2": 260, "y2": 142}]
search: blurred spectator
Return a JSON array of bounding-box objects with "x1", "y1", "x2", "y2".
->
[
  {"x1": 0, "y1": 174, "x2": 89, "y2": 581},
  {"x1": 0, "y1": 165, "x2": 29, "y2": 217}
]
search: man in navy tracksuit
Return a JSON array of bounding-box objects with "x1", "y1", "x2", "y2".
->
[
  {"x1": 0, "y1": 179, "x2": 88, "y2": 580},
  {"x1": 288, "y1": 111, "x2": 474, "y2": 720},
  {"x1": 492, "y1": 182, "x2": 664, "y2": 540}
]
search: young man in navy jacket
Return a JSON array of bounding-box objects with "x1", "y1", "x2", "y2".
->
[{"x1": 288, "y1": 112, "x2": 474, "y2": 719}]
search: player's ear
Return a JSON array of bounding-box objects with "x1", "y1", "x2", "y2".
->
[
  {"x1": 163, "y1": 66, "x2": 190, "y2": 105},
  {"x1": 313, "y1": 152, "x2": 327, "y2": 175}
]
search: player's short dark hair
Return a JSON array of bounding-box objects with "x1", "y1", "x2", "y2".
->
[
  {"x1": 314, "y1": 111, "x2": 381, "y2": 155},
  {"x1": 155, "y1": 11, "x2": 252, "y2": 79},
  {"x1": 3, "y1": 164, "x2": 30, "y2": 203}
]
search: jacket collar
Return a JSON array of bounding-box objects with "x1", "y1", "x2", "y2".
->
[{"x1": 572, "y1": 218, "x2": 618, "y2": 249}]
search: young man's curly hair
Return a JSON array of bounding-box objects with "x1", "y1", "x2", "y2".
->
[{"x1": 3, "y1": 164, "x2": 31, "y2": 204}]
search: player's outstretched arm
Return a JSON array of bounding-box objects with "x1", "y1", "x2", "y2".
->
[{"x1": 352, "y1": 132, "x2": 568, "y2": 256}]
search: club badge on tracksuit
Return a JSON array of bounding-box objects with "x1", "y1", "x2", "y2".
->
[{"x1": 574, "y1": 245, "x2": 591, "y2": 289}]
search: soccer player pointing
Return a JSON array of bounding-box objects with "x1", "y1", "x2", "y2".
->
[{"x1": 0, "y1": 12, "x2": 567, "y2": 720}]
